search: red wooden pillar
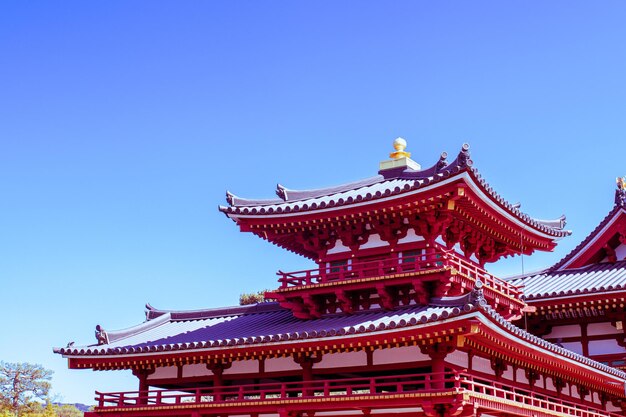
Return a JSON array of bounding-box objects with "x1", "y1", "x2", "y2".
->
[
  {"x1": 207, "y1": 360, "x2": 232, "y2": 402},
  {"x1": 132, "y1": 368, "x2": 154, "y2": 405},
  {"x1": 293, "y1": 352, "x2": 322, "y2": 397},
  {"x1": 421, "y1": 343, "x2": 455, "y2": 390}
]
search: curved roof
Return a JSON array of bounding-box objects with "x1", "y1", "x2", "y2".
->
[
  {"x1": 53, "y1": 288, "x2": 626, "y2": 382},
  {"x1": 219, "y1": 144, "x2": 570, "y2": 239}
]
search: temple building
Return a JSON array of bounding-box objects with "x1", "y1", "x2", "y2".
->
[{"x1": 55, "y1": 140, "x2": 626, "y2": 417}]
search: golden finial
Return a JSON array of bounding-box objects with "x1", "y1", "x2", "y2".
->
[
  {"x1": 617, "y1": 176, "x2": 626, "y2": 190},
  {"x1": 389, "y1": 137, "x2": 411, "y2": 159}
]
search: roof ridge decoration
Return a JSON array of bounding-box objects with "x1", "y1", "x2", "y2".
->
[
  {"x1": 145, "y1": 301, "x2": 283, "y2": 321},
  {"x1": 430, "y1": 279, "x2": 486, "y2": 310},
  {"x1": 616, "y1": 176, "x2": 626, "y2": 207}
]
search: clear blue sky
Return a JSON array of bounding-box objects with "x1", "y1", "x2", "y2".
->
[{"x1": 1, "y1": 1, "x2": 626, "y2": 405}]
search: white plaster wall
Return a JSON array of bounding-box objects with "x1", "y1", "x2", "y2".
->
[
  {"x1": 501, "y1": 367, "x2": 514, "y2": 381},
  {"x1": 536, "y1": 375, "x2": 544, "y2": 389},
  {"x1": 397, "y1": 230, "x2": 424, "y2": 245},
  {"x1": 372, "y1": 345, "x2": 428, "y2": 365},
  {"x1": 359, "y1": 233, "x2": 388, "y2": 250},
  {"x1": 445, "y1": 351, "x2": 468, "y2": 369},
  {"x1": 516, "y1": 368, "x2": 528, "y2": 385},
  {"x1": 148, "y1": 366, "x2": 177, "y2": 380},
  {"x1": 607, "y1": 401, "x2": 622, "y2": 412},
  {"x1": 183, "y1": 363, "x2": 212, "y2": 378},
  {"x1": 471, "y1": 356, "x2": 494, "y2": 376},
  {"x1": 265, "y1": 356, "x2": 300, "y2": 373},
  {"x1": 592, "y1": 392, "x2": 601, "y2": 405},
  {"x1": 588, "y1": 322, "x2": 620, "y2": 336},
  {"x1": 316, "y1": 351, "x2": 367, "y2": 369},
  {"x1": 588, "y1": 339, "x2": 626, "y2": 355},
  {"x1": 226, "y1": 359, "x2": 259, "y2": 374},
  {"x1": 561, "y1": 342, "x2": 583, "y2": 355},
  {"x1": 615, "y1": 243, "x2": 626, "y2": 260},
  {"x1": 545, "y1": 325, "x2": 581, "y2": 339},
  {"x1": 326, "y1": 241, "x2": 349, "y2": 255},
  {"x1": 545, "y1": 377, "x2": 556, "y2": 392}
]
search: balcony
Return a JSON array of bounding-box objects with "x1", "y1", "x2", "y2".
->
[
  {"x1": 90, "y1": 372, "x2": 620, "y2": 417},
  {"x1": 271, "y1": 244, "x2": 523, "y2": 318}
]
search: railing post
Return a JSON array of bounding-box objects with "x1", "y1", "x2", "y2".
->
[
  {"x1": 238, "y1": 385, "x2": 244, "y2": 400},
  {"x1": 118, "y1": 393, "x2": 124, "y2": 407},
  {"x1": 156, "y1": 390, "x2": 162, "y2": 405},
  {"x1": 370, "y1": 378, "x2": 376, "y2": 394},
  {"x1": 324, "y1": 381, "x2": 329, "y2": 397},
  {"x1": 195, "y1": 388, "x2": 200, "y2": 403}
]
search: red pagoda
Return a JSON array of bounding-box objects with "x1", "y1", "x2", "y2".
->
[{"x1": 55, "y1": 140, "x2": 626, "y2": 417}]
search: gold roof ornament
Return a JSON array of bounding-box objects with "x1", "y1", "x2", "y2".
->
[
  {"x1": 617, "y1": 176, "x2": 626, "y2": 190},
  {"x1": 390, "y1": 137, "x2": 411, "y2": 159},
  {"x1": 379, "y1": 137, "x2": 420, "y2": 172}
]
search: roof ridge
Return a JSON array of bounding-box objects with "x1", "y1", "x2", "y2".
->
[{"x1": 146, "y1": 301, "x2": 283, "y2": 321}]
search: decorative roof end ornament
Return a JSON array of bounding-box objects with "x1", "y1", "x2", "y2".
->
[
  {"x1": 457, "y1": 143, "x2": 472, "y2": 168},
  {"x1": 95, "y1": 324, "x2": 109, "y2": 345},
  {"x1": 276, "y1": 184, "x2": 287, "y2": 201},
  {"x1": 466, "y1": 279, "x2": 487, "y2": 310},
  {"x1": 379, "y1": 137, "x2": 421, "y2": 172},
  {"x1": 226, "y1": 191, "x2": 236, "y2": 206},
  {"x1": 615, "y1": 176, "x2": 626, "y2": 207}
]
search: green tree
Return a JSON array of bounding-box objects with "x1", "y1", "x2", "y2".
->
[
  {"x1": 52, "y1": 405, "x2": 81, "y2": 417},
  {"x1": 0, "y1": 362, "x2": 52, "y2": 417}
]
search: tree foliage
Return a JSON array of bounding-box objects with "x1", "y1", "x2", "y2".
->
[
  {"x1": 239, "y1": 290, "x2": 272, "y2": 305},
  {"x1": 0, "y1": 362, "x2": 52, "y2": 417}
]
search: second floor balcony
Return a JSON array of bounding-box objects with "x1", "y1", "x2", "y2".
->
[{"x1": 269, "y1": 243, "x2": 524, "y2": 319}]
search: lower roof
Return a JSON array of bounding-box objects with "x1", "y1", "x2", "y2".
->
[{"x1": 53, "y1": 290, "x2": 626, "y2": 383}]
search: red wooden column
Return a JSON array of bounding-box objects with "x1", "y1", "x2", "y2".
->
[
  {"x1": 206, "y1": 360, "x2": 232, "y2": 402},
  {"x1": 293, "y1": 353, "x2": 322, "y2": 397},
  {"x1": 132, "y1": 368, "x2": 155, "y2": 405},
  {"x1": 420, "y1": 343, "x2": 455, "y2": 389}
]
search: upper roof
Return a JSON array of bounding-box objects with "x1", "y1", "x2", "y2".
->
[
  {"x1": 218, "y1": 142, "x2": 570, "y2": 262},
  {"x1": 219, "y1": 143, "x2": 569, "y2": 240}
]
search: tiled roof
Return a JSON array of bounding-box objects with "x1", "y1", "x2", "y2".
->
[
  {"x1": 219, "y1": 144, "x2": 569, "y2": 238},
  {"x1": 511, "y1": 260, "x2": 626, "y2": 300},
  {"x1": 53, "y1": 287, "x2": 626, "y2": 380},
  {"x1": 55, "y1": 302, "x2": 469, "y2": 356}
]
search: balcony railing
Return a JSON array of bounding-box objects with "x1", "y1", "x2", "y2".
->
[
  {"x1": 276, "y1": 244, "x2": 520, "y2": 299},
  {"x1": 93, "y1": 371, "x2": 620, "y2": 417}
]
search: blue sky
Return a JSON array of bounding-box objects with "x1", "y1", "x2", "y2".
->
[{"x1": 1, "y1": 1, "x2": 626, "y2": 404}]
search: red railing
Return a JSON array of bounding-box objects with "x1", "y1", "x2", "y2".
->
[
  {"x1": 96, "y1": 372, "x2": 453, "y2": 408},
  {"x1": 93, "y1": 371, "x2": 620, "y2": 417},
  {"x1": 276, "y1": 245, "x2": 520, "y2": 299}
]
